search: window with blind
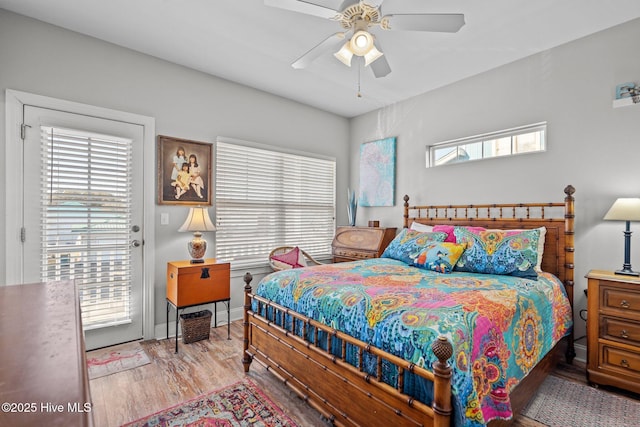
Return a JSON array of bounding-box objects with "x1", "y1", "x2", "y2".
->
[
  {"x1": 40, "y1": 126, "x2": 133, "y2": 329},
  {"x1": 215, "y1": 139, "x2": 336, "y2": 268}
]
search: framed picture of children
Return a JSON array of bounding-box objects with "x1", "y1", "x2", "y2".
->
[{"x1": 157, "y1": 135, "x2": 212, "y2": 205}]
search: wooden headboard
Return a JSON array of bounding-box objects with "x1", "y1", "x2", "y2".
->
[{"x1": 403, "y1": 185, "x2": 576, "y2": 310}]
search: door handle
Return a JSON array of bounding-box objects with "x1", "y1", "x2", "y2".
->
[{"x1": 131, "y1": 240, "x2": 142, "y2": 248}]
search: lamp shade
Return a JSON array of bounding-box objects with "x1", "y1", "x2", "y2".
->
[
  {"x1": 603, "y1": 198, "x2": 640, "y2": 221},
  {"x1": 363, "y1": 45, "x2": 383, "y2": 67},
  {"x1": 350, "y1": 30, "x2": 373, "y2": 55},
  {"x1": 178, "y1": 207, "x2": 216, "y2": 232},
  {"x1": 334, "y1": 42, "x2": 354, "y2": 66},
  {"x1": 179, "y1": 207, "x2": 215, "y2": 263}
]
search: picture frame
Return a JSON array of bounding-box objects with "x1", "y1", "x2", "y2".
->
[{"x1": 157, "y1": 135, "x2": 212, "y2": 205}]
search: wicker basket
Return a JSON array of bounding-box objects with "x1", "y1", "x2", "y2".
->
[{"x1": 180, "y1": 310, "x2": 212, "y2": 344}]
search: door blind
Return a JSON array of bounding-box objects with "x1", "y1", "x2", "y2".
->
[
  {"x1": 215, "y1": 140, "x2": 336, "y2": 268},
  {"x1": 39, "y1": 126, "x2": 133, "y2": 329}
]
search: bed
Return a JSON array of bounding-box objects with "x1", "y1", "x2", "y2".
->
[{"x1": 242, "y1": 185, "x2": 576, "y2": 427}]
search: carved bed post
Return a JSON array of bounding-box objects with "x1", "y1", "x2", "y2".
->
[
  {"x1": 563, "y1": 184, "x2": 576, "y2": 363},
  {"x1": 403, "y1": 195, "x2": 410, "y2": 228},
  {"x1": 431, "y1": 336, "x2": 453, "y2": 427},
  {"x1": 242, "y1": 272, "x2": 254, "y2": 372}
]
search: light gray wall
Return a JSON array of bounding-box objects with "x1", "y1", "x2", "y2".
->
[
  {"x1": 0, "y1": 9, "x2": 350, "y2": 331},
  {"x1": 349, "y1": 18, "x2": 640, "y2": 347}
]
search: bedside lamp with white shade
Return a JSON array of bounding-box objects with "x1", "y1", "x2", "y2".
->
[
  {"x1": 178, "y1": 206, "x2": 216, "y2": 263},
  {"x1": 604, "y1": 197, "x2": 640, "y2": 276}
]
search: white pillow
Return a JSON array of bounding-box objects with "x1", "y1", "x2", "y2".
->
[{"x1": 410, "y1": 222, "x2": 433, "y2": 232}]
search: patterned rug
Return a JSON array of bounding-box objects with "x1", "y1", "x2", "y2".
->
[
  {"x1": 87, "y1": 344, "x2": 151, "y2": 380},
  {"x1": 121, "y1": 379, "x2": 299, "y2": 427},
  {"x1": 522, "y1": 375, "x2": 640, "y2": 426}
]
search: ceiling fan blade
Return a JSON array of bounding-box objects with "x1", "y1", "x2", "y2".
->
[
  {"x1": 359, "y1": 0, "x2": 384, "y2": 8},
  {"x1": 382, "y1": 13, "x2": 465, "y2": 33},
  {"x1": 370, "y1": 49, "x2": 391, "y2": 78},
  {"x1": 264, "y1": 0, "x2": 339, "y2": 19},
  {"x1": 292, "y1": 32, "x2": 346, "y2": 69}
]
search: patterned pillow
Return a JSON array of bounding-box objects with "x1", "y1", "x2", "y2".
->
[
  {"x1": 381, "y1": 229, "x2": 447, "y2": 264},
  {"x1": 453, "y1": 226, "x2": 541, "y2": 279},
  {"x1": 433, "y1": 224, "x2": 456, "y2": 242},
  {"x1": 413, "y1": 242, "x2": 466, "y2": 274},
  {"x1": 270, "y1": 247, "x2": 307, "y2": 269}
]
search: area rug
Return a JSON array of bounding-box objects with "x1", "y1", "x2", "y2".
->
[
  {"x1": 122, "y1": 379, "x2": 299, "y2": 427},
  {"x1": 521, "y1": 375, "x2": 640, "y2": 426},
  {"x1": 87, "y1": 344, "x2": 151, "y2": 380}
]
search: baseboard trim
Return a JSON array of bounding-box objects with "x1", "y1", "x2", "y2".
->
[{"x1": 574, "y1": 342, "x2": 586, "y2": 364}]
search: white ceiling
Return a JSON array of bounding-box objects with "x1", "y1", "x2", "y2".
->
[{"x1": 2, "y1": 0, "x2": 640, "y2": 118}]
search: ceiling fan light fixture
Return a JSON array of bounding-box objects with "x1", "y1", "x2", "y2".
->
[
  {"x1": 334, "y1": 42, "x2": 354, "y2": 66},
  {"x1": 349, "y1": 30, "x2": 373, "y2": 56},
  {"x1": 363, "y1": 45, "x2": 383, "y2": 66}
]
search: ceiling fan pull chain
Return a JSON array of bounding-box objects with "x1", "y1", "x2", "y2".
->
[{"x1": 357, "y1": 61, "x2": 362, "y2": 98}]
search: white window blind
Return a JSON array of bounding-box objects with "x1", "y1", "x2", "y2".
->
[
  {"x1": 215, "y1": 139, "x2": 336, "y2": 268},
  {"x1": 40, "y1": 126, "x2": 133, "y2": 329}
]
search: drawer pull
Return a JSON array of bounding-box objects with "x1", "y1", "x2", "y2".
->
[
  {"x1": 621, "y1": 330, "x2": 629, "y2": 339},
  {"x1": 620, "y1": 359, "x2": 630, "y2": 368},
  {"x1": 620, "y1": 300, "x2": 630, "y2": 309}
]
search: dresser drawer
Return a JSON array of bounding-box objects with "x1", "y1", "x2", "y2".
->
[
  {"x1": 601, "y1": 282, "x2": 640, "y2": 319},
  {"x1": 601, "y1": 316, "x2": 640, "y2": 346},
  {"x1": 601, "y1": 344, "x2": 640, "y2": 376}
]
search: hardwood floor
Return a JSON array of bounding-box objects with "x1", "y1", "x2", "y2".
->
[
  {"x1": 89, "y1": 320, "x2": 329, "y2": 427},
  {"x1": 88, "y1": 321, "x2": 630, "y2": 427}
]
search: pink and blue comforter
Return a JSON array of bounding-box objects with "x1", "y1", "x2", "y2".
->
[{"x1": 254, "y1": 258, "x2": 573, "y2": 426}]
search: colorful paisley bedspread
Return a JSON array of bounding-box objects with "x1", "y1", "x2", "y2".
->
[{"x1": 254, "y1": 258, "x2": 573, "y2": 426}]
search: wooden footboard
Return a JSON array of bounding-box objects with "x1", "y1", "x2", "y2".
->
[{"x1": 242, "y1": 273, "x2": 453, "y2": 427}]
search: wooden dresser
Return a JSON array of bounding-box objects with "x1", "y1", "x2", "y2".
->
[
  {"x1": 586, "y1": 270, "x2": 640, "y2": 394},
  {"x1": 331, "y1": 226, "x2": 397, "y2": 263},
  {"x1": 0, "y1": 281, "x2": 93, "y2": 426}
]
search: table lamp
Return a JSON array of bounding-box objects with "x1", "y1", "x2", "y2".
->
[
  {"x1": 178, "y1": 206, "x2": 216, "y2": 263},
  {"x1": 604, "y1": 197, "x2": 640, "y2": 276}
]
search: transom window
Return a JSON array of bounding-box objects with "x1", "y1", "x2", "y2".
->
[{"x1": 427, "y1": 122, "x2": 546, "y2": 167}]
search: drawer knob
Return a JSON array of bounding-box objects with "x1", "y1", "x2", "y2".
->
[
  {"x1": 620, "y1": 359, "x2": 630, "y2": 368},
  {"x1": 621, "y1": 330, "x2": 629, "y2": 339},
  {"x1": 620, "y1": 300, "x2": 630, "y2": 309}
]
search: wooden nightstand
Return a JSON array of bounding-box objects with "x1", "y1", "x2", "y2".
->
[
  {"x1": 586, "y1": 270, "x2": 640, "y2": 393},
  {"x1": 331, "y1": 226, "x2": 397, "y2": 263},
  {"x1": 166, "y1": 259, "x2": 231, "y2": 353}
]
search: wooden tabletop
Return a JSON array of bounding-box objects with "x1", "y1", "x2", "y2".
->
[{"x1": 0, "y1": 281, "x2": 93, "y2": 426}]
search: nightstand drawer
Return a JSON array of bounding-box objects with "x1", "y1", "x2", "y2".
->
[
  {"x1": 601, "y1": 345, "x2": 640, "y2": 376},
  {"x1": 601, "y1": 282, "x2": 640, "y2": 316},
  {"x1": 601, "y1": 316, "x2": 640, "y2": 346}
]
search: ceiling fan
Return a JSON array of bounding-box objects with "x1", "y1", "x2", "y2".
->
[{"x1": 265, "y1": 0, "x2": 465, "y2": 78}]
